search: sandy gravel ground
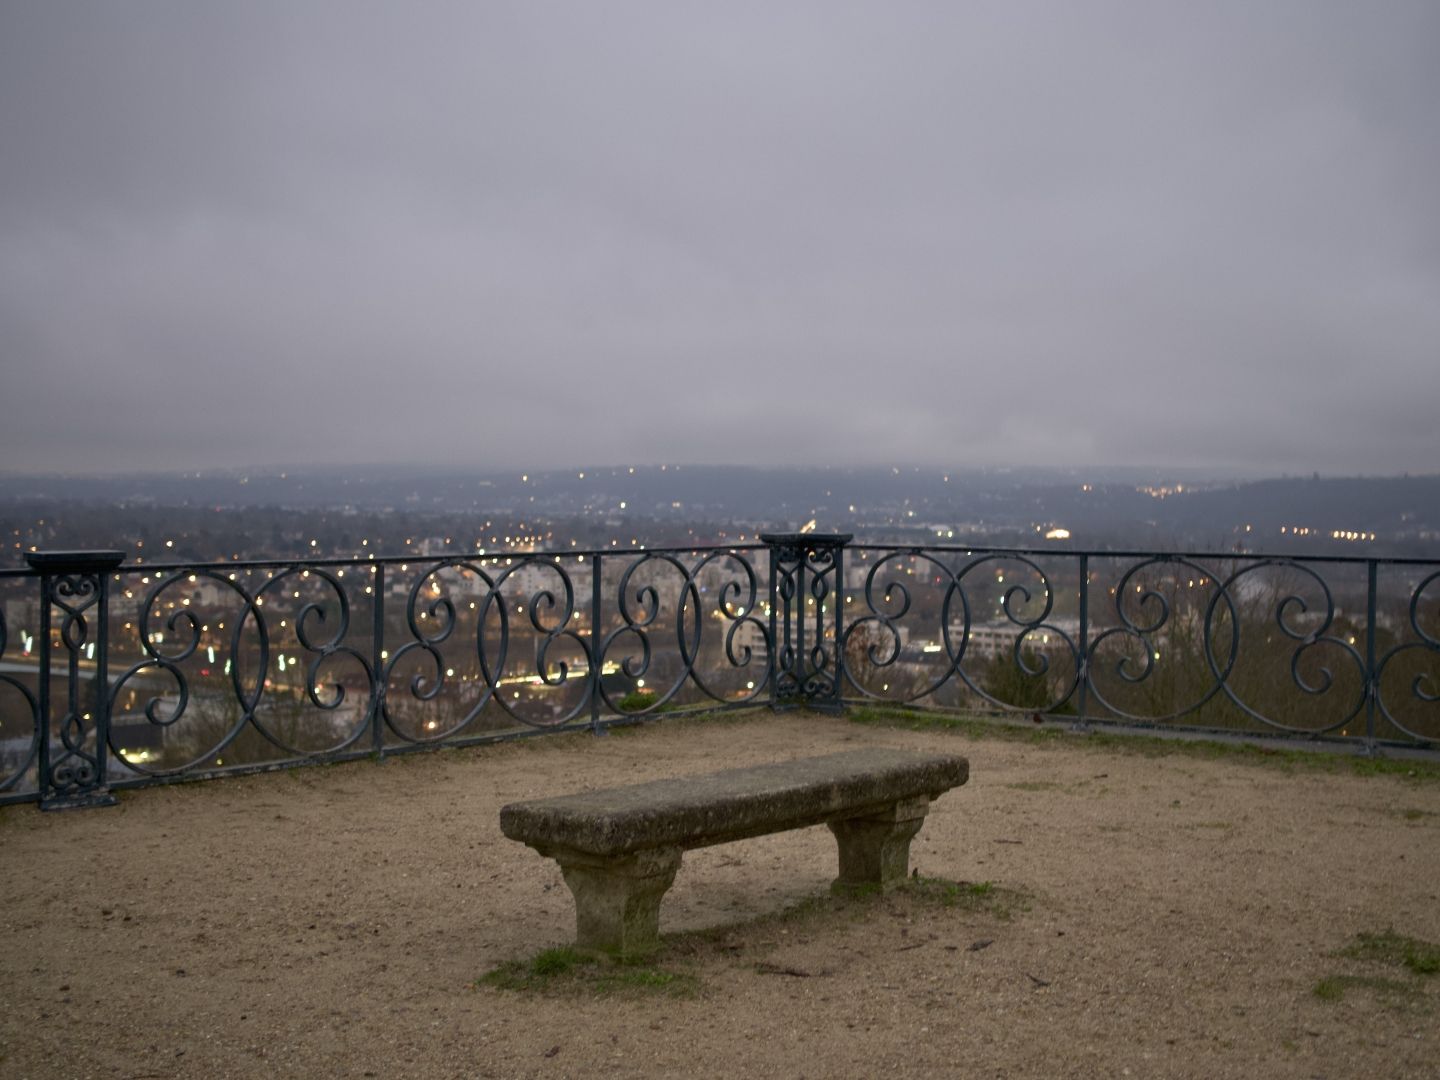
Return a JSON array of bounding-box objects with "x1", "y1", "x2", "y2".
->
[{"x1": 2, "y1": 712, "x2": 1438, "y2": 1080}]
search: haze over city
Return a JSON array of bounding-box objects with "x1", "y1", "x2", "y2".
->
[{"x1": 3, "y1": 2, "x2": 1438, "y2": 479}]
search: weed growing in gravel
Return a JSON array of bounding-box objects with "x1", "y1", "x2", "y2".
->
[
  {"x1": 1314, "y1": 929, "x2": 1440, "y2": 1006},
  {"x1": 847, "y1": 705, "x2": 1440, "y2": 783},
  {"x1": 765, "y1": 874, "x2": 1026, "y2": 924},
  {"x1": 1312, "y1": 974, "x2": 1419, "y2": 1004},
  {"x1": 1340, "y1": 930, "x2": 1440, "y2": 976},
  {"x1": 614, "y1": 690, "x2": 685, "y2": 714},
  {"x1": 904, "y1": 875, "x2": 1030, "y2": 919},
  {"x1": 477, "y1": 946, "x2": 699, "y2": 998}
]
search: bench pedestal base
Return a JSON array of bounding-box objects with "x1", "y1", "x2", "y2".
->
[
  {"x1": 828, "y1": 796, "x2": 930, "y2": 894},
  {"x1": 549, "y1": 845, "x2": 683, "y2": 957}
]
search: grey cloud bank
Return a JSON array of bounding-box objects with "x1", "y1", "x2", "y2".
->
[{"x1": 2, "y1": 2, "x2": 1437, "y2": 476}]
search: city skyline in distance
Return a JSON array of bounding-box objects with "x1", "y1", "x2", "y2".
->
[{"x1": 5, "y1": 464, "x2": 1439, "y2": 564}]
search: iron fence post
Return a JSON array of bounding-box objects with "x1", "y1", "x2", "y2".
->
[
  {"x1": 833, "y1": 539, "x2": 847, "y2": 697},
  {"x1": 590, "y1": 553, "x2": 604, "y2": 735},
  {"x1": 370, "y1": 562, "x2": 385, "y2": 758},
  {"x1": 1070, "y1": 554, "x2": 1091, "y2": 732},
  {"x1": 760, "y1": 532, "x2": 851, "y2": 713},
  {"x1": 26, "y1": 551, "x2": 125, "y2": 810},
  {"x1": 766, "y1": 544, "x2": 779, "y2": 710},
  {"x1": 1364, "y1": 560, "x2": 1378, "y2": 754}
]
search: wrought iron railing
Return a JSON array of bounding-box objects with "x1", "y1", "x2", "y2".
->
[{"x1": 1, "y1": 535, "x2": 1436, "y2": 808}]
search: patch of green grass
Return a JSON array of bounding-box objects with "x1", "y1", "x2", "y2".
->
[
  {"x1": 615, "y1": 690, "x2": 682, "y2": 714},
  {"x1": 906, "y1": 875, "x2": 1030, "y2": 919},
  {"x1": 1314, "y1": 929, "x2": 1440, "y2": 1010},
  {"x1": 477, "y1": 946, "x2": 699, "y2": 998},
  {"x1": 845, "y1": 705, "x2": 1440, "y2": 782},
  {"x1": 826, "y1": 880, "x2": 886, "y2": 900},
  {"x1": 849, "y1": 705, "x2": 1069, "y2": 746},
  {"x1": 1313, "y1": 973, "x2": 1420, "y2": 1004},
  {"x1": 1340, "y1": 930, "x2": 1440, "y2": 976},
  {"x1": 818, "y1": 874, "x2": 1025, "y2": 918},
  {"x1": 607, "y1": 966, "x2": 689, "y2": 990},
  {"x1": 478, "y1": 945, "x2": 591, "y2": 990},
  {"x1": 530, "y1": 946, "x2": 585, "y2": 976},
  {"x1": 1345, "y1": 754, "x2": 1433, "y2": 780}
]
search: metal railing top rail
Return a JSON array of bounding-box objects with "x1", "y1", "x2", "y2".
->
[
  {"x1": 2, "y1": 542, "x2": 769, "y2": 577},
  {"x1": 5, "y1": 540, "x2": 1434, "y2": 577},
  {"x1": 848, "y1": 542, "x2": 1440, "y2": 567}
]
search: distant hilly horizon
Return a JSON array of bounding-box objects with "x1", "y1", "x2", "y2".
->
[
  {"x1": 2, "y1": 460, "x2": 1429, "y2": 492},
  {"x1": 2, "y1": 465, "x2": 1438, "y2": 546},
  {"x1": 3, "y1": 464, "x2": 1438, "y2": 561}
]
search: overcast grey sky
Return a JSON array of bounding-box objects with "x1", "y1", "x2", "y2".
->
[{"x1": 2, "y1": 2, "x2": 1436, "y2": 476}]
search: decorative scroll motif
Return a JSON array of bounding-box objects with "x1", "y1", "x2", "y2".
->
[
  {"x1": 1086, "y1": 554, "x2": 1237, "y2": 724},
  {"x1": 1375, "y1": 569, "x2": 1440, "y2": 741},
  {"x1": 595, "y1": 549, "x2": 771, "y2": 716},
  {"x1": 0, "y1": 603, "x2": 41, "y2": 792},
  {"x1": 763, "y1": 533, "x2": 849, "y2": 710},
  {"x1": 842, "y1": 549, "x2": 1079, "y2": 713},
  {"x1": 25, "y1": 551, "x2": 125, "y2": 809},
  {"x1": 108, "y1": 565, "x2": 375, "y2": 776},
  {"x1": 380, "y1": 556, "x2": 580, "y2": 740},
  {"x1": 46, "y1": 574, "x2": 105, "y2": 801},
  {"x1": 372, "y1": 549, "x2": 774, "y2": 738},
  {"x1": 2, "y1": 542, "x2": 1434, "y2": 808},
  {"x1": 1205, "y1": 559, "x2": 1366, "y2": 735},
  {"x1": 843, "y1": 548, "x2": 1436, "y2": 744}
]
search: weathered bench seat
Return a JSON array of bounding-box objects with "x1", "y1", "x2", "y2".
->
[{"x1": 500, "y1": 748, "x2": 968, "y2": 956}]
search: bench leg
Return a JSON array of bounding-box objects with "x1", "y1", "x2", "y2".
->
[
  {"x1": 551, "y1": 846, "x2": 683, "y2": 958},
  {"x1": 828, "y1": 796, "x2": 931, "y2": 893}
]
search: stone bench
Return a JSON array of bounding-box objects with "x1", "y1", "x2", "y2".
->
[{"x1": 499, "y1": 748, "x2": 969, "y2": 956}]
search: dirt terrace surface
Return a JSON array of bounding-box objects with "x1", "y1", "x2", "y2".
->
[{"x1": 2, "y1": 712, "x2": 1438, "y2": 1079}]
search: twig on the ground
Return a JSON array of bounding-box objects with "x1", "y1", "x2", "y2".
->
[{"x1": 755, "y1": 962, "x2": 814, "y2": 977}]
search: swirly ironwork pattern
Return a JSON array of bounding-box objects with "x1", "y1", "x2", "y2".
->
[
  {"x1": 0, "y1": 599, "x2": 41, "y2": 792},
  {"x1": 107, "y1": 565, "x2": 375, "y2": 775},
  {"x1": 1374, "y1": 569, "x2": 1440, "y2": 741},
  {"x1": 380, "y1": 555, "x2": 583, "y2": 740},
  {"x1": 46, "y1": 572, "x2": 107, "y2": 801},
  {"x1": 594, "y1": 548, "x2": 771, "y2": 716},
  {"x1": 842, "y1": 546, "x2": 1436, "y2": 743},
  {"x1": 764, "y1": 534, "x2": 848, "y2": 709},
  {"x1": 1, "y1": 541, "x2": 1435, "y2": 807},
  {"x1": 842, "y1": 549, "x2": 1079, "y2": 713}
]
